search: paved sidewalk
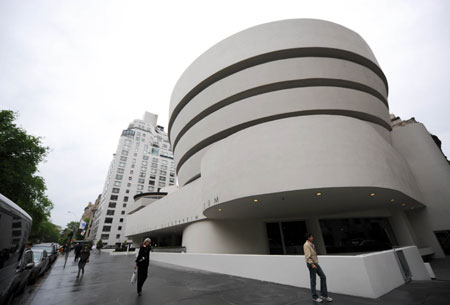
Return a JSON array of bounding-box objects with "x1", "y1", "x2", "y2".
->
[{"x1": 27, "y1": 252, "x2": 450, "y2": 305}]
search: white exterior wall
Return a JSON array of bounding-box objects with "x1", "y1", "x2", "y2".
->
[
  {"x1": 391, "y1": 122, "x2": 450, "y2": 257},
  {"x1": 150, "y1": 246, "x2": 428, "y2": 299},
  {"x1": 181, "y1": 219, "x2": 269, "y2": 254}
]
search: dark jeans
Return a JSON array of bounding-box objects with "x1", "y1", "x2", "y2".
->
[
  {"x1": 307, "y1": 263, "x2": 328, "y2": 299},
  {"x1": 137, "y1": 264, "x2": 148, "y2": 293}
]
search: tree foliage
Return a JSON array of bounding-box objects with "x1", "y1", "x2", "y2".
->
[
  {"x1": 0, "y1": 110, "x2": 55, "y2": 241},
  {"x1": 58, "y1": 221, "x2": 82, "y2": 245}
]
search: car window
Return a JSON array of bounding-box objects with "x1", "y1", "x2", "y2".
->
[
  {"x1": 33, "y1": 251, "x2": 43, "y2": 263},
  {"x1": 33, "y1": 246, "x2": 53, "y2": 253}
]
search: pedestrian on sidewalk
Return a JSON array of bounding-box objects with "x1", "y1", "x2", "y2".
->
[
  {"x1": 135, "y1": 238, "x2": 151, "y2": 296},
  {"x1": 304, "y1": 233, "x2": 333, "y2": 303},
  {"x1": 74, "y1": 243, "x2": 82, "y2": 262},
  {"x1": 77, "y1": 245, "x2": 90, "y2": 278}
]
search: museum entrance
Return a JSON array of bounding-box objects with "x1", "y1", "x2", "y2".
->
[{"x1": 266, "y1": 220, "x2": 307, "y2": 255}]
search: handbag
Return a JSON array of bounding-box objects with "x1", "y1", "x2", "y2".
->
[{"x1": 130, "y1": 270, "x2": 137, "y2": 284}]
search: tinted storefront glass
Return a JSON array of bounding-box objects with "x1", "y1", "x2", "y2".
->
[{"x1": 319, "y1": 218, "x2": 396, "y2": 254}]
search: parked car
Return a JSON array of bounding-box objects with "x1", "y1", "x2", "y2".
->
[
  {"x1": 32, "y1": 243, "x2": 58, "y2": 264},
  {"x1": 0, "y1": 193, "x2": 34, "y2": 305},
  {"x1": 31, "y1": 247, "x2": 50, "y2": 280}
]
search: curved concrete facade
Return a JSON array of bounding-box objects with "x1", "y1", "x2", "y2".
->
[
  {"x1": 169, "y1": 20, "x2": 389, "y2": 186},
  {"x1": 126, "y1": 19, "x2": 450, "y2": 258}
]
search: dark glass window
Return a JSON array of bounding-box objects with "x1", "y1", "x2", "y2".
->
[
  {"x1": 319, "y1": 218, "x2": 394, "y2": 254},
  {"x1": 266, "y1": 221, "x2": 307, "y2": 255},
  {"x1": 266, "y1": 222, "x2": 283, "y2": 254}
]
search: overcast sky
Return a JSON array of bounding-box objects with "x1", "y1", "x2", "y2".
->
[{"x1": 1, "y1": 0, "x2": 449, "y2": 228}]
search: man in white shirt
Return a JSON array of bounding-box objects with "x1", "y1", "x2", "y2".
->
[{"x1": 304, "y1": 233, "x2": 333, "y2": 303}]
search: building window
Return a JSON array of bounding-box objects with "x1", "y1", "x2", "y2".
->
[
  {"x1": 121, "y1": 211, "x2": 125, "y2": 215},
  {"x1": 114, "y1": 181, "x2": 121, "y2": 187},
  {"x1": 107, "y1": 209, "x2": 115, "y2": 215},
  {"x1": 112, "y1": 188, "x2": 120, "y2": 193},
  {"x1": 119, "y1": 218, "x2": 124, "y2": 223},
  {"x1": 169, "y1": 178, "x2": 175, "y2": 183},
  {"x1": 152, "y1": 158, "x2": 158, "y2": 163},
  {"x1": 142, "y1": 161, "x2": 148, "y2": 166},
  {"x1": 151, "y1": 169, "x2": 157, "y2": 174},
  {"x1": 150, "y1": 174, "x2": 156, "y2": 179},
  {"x1": 118, "y1": 226, "x2": 122, "y2": 231},
  {"x1": 143, "y1": 155, "x2": 149, "y2": 160},
  {"x1": 138, "y1": 178, "x2": 145, "y2": 184},
  {"x1": 151, "y1": 163, "x2": 158, "y2": 168},
  {"x1": 123, "y1": 203, "x2": 127, "y2": 208},
  {"x1": 148, "y1": 186, "x2": 154, "y2": 191},
  {"x1": 121, "y1": 150, "x2": 128, "y2": 156},
  {"x1": 158, "y1": 182, "x2": 165, "y2": 187},
  {"x1": 128, "y1": 176, "x2": 132, "y2": 181},
  {"x1": 116, "y1": 234, "x2": 120, "y2": 239},
  {"x1": 159, "y1": 176, "x2": 166, "y2": 181},
  {"x1": 102, "y1": 226, "x2": 111, "y2": 232},
  {"x1": 108, "y1": 202, "x2": 116, "y2": 208},
  {"x1": 115, "y1": 174, "x2": 123, "y2": 180},
  {"x1": 138, "y1": 185, "x2": 143, "y2": 190},
  {"x1": 110, "y1": 195, "x2": 118, "y2": 200},
  {"x1": 149, "y1": 180, "x2": 155, "y2": 185},
  {"x1": 319, "y1": 218, "x2": 394, "y2": 254},
  {"x1": 161, "y1": 165, "x2": 167, "y2": 170},
  {"x1": 119, "y1": 162, "x2": 126, "y2": 167},
  {"x1": 160, "y1": 170, "x2": 167, "y2": 176},
  {"x1": 105, "y1": 217, "x2": 113, "y2": 224},
  {"x1": 151, "y1": 148, "x2": 159, "y2": 155},
  {"x1": 127, "y1": 183, "x2": 131, "y2": 187},
  {"x1": 130, "y1": 170, "x2": 134, "y2": 174},
  {"x1": 101, "y1": 234, "x2": 109, "y2": 240},
  {"x1": 117, "y1": 168, "x2": 124, "y2": 174},
  {"x1": 120, "y1": 156, "x2": 127, "y2": 161},
  {"x1": 161, "y1": 160, "x2": 168, "y2": 165},
  {"x1": 141, "y1": 166, "x2": 147, "y2": 172}
]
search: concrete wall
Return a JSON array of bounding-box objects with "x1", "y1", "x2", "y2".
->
[
  {"x1": 124, "y1": 179, "x2": 205, "y2": 239},
  {"x1": 392, "y1": 122, "x2": 450, "y2": 257},
  {"x1": 150, "y1": 246, "x2": 427, "y2": 299},
  {"x1": 181, "y1": 219, "x2": 269, "y2": 254}
]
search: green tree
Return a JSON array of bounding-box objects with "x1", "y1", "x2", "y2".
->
[
  {"x1": 58, "y1": 221, "x2": 81, "y2": 245},
  {"x1": 0, "y1": 110, "x2": 54, "y2": 238},
  {"x1": 35, "y1": 221, "x2": 60, "y2": 243}
]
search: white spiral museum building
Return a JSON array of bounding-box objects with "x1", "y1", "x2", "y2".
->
[{"x1": 125, "y1": 19, "x2": 450, "y2": 258}]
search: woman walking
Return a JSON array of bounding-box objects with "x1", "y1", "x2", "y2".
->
[
  {"x1": 77, "y1": 245, "x2": 90, "y2": 278},
  {"x1": 135, "y1": 238, "x2": 151, "y2": 296}
]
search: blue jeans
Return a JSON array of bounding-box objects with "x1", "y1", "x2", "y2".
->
[{"x1": 307, "y1": 263, "x2": 328, "y2": 299}]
